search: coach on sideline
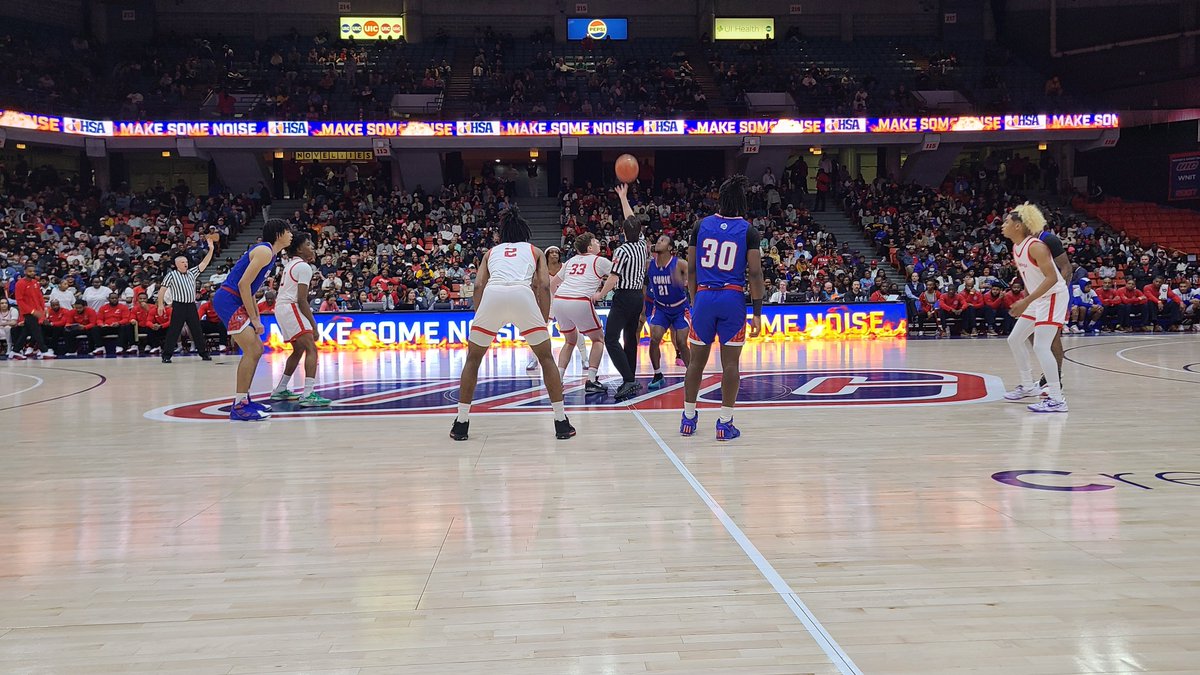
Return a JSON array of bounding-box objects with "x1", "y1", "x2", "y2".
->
[{"x1": 158, "y1": 236, "x2": 217, "y2": 363}]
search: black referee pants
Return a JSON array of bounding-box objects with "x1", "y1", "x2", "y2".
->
[
  {"x1": 162, "y1": 302, "x2": 210, "y2": 357},
  {"x1": 604, "y1": 289, "x2": 643, "y2": 383}
]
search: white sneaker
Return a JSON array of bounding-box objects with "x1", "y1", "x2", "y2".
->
[
  {"x1": 1028, "y1": 398, "x2": 1068, "y2": 413},
  {"x1": 1069, "y1": 325, "x2": 1083, "y2": 334},
  {"x1": 115, "y1": 346, "x2": 125, "y2": 354},
  {"x1": 24, "y1": 346, "x2": 34, "y2": 356},
  {"x1": 151, "y1": 346, "x2": 161, "y2": 354},
  {"x1": 91, "y1": 347, "x2": 105, "y2": 356},
  {"x1": 38, "y1": 351, "x2": 55, "y2": 360},
  {"x1": 218, "y1": 345, "x2": 228, "y2": 352},
  {"x1": 1004, "y1": 384, "x2": 1040, "y2": 400},
  {"x1": 525, "y1": 357, "x2": 538, "y2": 370},
  {"x1": 9, "y1": 352, "x2": 25, "y2": 361},
  {"x1": 128, "y1": 345, "x2": 139, "y2": 354}
]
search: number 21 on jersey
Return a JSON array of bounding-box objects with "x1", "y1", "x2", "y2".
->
[{"x1": 699, "y1": 238, "x2": 738, "y2": 271}]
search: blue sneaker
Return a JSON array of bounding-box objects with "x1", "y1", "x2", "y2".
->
[
  {"x1": 680, "y1": 411, "x2": 698, "y2": 436},
  {"x1": 230, "y1": 400, "x2": 270, "y2": 421},
  {"x1": 715, "y1": 417, "x2": 741, "y2": 441},
  {"x1": 246, "y1": 397, "x2": 273, "y2": 413},
  {"x1": 648, "y1": 374, "x2": 665, "y2": 391}
]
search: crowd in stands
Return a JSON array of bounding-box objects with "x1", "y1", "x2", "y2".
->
[
  {"x1": 467, "y1": 27, "x2": 706, "y2": 119},
  {"x1": 0, "y1": 163, "x2": 263, "y2": 358},
  {"x1": 845, "y1": 173, "x2": 1200, "y2": 337}
]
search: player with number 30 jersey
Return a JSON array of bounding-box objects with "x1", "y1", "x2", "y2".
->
[{"x1": 681, "y1": 176, "x2": 765, "y2": 441}]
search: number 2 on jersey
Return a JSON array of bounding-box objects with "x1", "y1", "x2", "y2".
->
[{"x1": 699, "y1": 238, "x2": 737, "y2": 271}]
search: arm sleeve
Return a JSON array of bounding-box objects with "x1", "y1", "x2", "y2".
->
[
  {"x1": 746, "y1": 226, "x2": 762, "y2": 252},
  {"x1": 1042, "y1": 233, "x2": 1066, "y2": 259}
]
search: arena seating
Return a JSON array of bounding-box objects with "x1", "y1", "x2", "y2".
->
[{"x1": 1075, "y1": 197, "x2": 1200, "y2": 256}]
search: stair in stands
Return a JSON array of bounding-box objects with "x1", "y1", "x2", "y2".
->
[
  {"x1": 809, "y1": 209, "x2": 907, "y2": 288},
  {"x1": 516, "y1": 196, "x2": 563, "y2": 249},
  {"x1": 441, "y1": 46, "x2": 476, "y2": 116},
  {"x1": 200, "y1": 198, "x2": 304, "y2": 286}
]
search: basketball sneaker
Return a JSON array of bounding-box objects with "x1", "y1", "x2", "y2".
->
[
  {"x1": 647, "y1": 373, "x2": 666, "y2": 390},
  {"x1": 270, "y1": 389, "x2": 301, "y2": 401},
  {"x1": 246, "y1": 397, "x2": 273, "y2": 413},
  {"x1": 614, "y1": 381, "x2": 639, "y2": 400},
  {"x1": 680, "y1": 411, "x2": 698, "y2": 436},
  {"x1": 715, "y1": 417, "x2": 741, "y2": 441},
  {"x1": 230, "y1": 400, "x2": 269, "y2": 421},
  {"x1": 525, "y1": 357, "x2": 538, "y2": 370},
  {"x1": 675, "y1": 357, "x2": 686, "y2": 367},
  {"x1": 1028, "y1": 398, "x2": 1068, "y2": 413},
  {"x1": 554, "y1": 417, "x2": 576, "y2": 440},
  {"x1": 298, "y1": 392, "x2": 332, "y2": 407},
  {"x1": 1004, "y1": 384, "x2": 1041, "y2": 400},
  {"x1": 7, "y1": 351, "x2": 25, "y2": 360},
  {"x1": 450, "y1": 419, "x2": 470, "y2": 441},
  {"x1": 584, "y1": 379, "x2": 606, "y2": 394}
]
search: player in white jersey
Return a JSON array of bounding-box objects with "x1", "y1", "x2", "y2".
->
[
  {"x1": 551, "y1": 233, "x2": 612, "y2": 394},
  {"x1": 451, "y1": 208, "x2": 575, "y2": 441},
  {"x1": 269, "y1": 232, "x2": 331, "y2": 407},
  {"x1": 1001, "y1": 203, "x2": 1069, "y2": 413}
]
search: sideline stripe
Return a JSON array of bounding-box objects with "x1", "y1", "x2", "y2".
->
[{"x1": 631, "y1": 410, "x2": 863, "y2": 675}]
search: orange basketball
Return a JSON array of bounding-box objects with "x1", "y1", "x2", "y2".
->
[{"x1": 615, "y1": 154, "x2": 639, "y2": 183}]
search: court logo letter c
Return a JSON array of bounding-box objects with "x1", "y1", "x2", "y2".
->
[{"x1": 991, "y1": 470, "x2": 1114, "y2": 492}]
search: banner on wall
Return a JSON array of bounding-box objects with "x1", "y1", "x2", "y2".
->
[
  {"x1": 714, "y1": 18, "x2": 775, "y2": 40},
  {"x1": 1168, "y1": 152, "x2": 1200, "y2": 201},
  {"x1": 339, "y1": 16, "x2": 404, "y2": 40},
  {"x1": 566, "y1": 18, "x2": 629, "y2": 40},
  {"x1": 0, "y1": 109, "x2": 1121, "y2": 139},
  {"x1": 259, "y1": 303, "x2": 908, "y2": 351}
]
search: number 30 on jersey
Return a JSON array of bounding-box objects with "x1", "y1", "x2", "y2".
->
[{"x1": 699, "y1": 238, "x2": 738, "y2": 271}]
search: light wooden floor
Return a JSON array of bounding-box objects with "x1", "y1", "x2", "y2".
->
[{"x1": 2, "y1": 335, "x2": 1199, "y2": 674}]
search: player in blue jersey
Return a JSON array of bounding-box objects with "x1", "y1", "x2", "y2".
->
[
  {"x1": 681, "y1": 175, "x2": 765, "y2": 440},
  {"x1": 211, "y1": 218, "x2": 293, "y2": 421},
  {"x1": 646, "y1": 234, "x2": 690, "y2": 390}
]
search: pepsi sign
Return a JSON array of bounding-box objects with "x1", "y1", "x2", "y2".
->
[{"x1": 567, "y1": 18, "x2": 629, "y2": 40}]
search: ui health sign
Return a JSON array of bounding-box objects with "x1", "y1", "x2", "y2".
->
[
  {"x1": 1168, "y1": 152, "x2": 1200, "y2": 201},
  {"x1": 714, "y1": 17, "x2": 775, "y2": 40},
  {"x1": 260, "y1": 302, "x2": 907, "y2": 350},
  {"x1": 339, "y1": 16, "x2": 404, "y2": 40}
]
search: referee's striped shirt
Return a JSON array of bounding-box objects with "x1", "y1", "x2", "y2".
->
[
  {"x1": 611, "y1": 240, "x2": 650, "y2": 291},
  {"x1": 162, "y1": 268, "x2": 201, "y2": 304}
]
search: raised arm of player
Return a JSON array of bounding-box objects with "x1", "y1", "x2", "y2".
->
[
  {"x1": 473, "y1": 252, "x2": 491, "y2": 311},
  {"x1": 238, "y1": 246, "x2": 274, "y2": 333},
  {"x1": 614, "y1": 183, "x2": 635, "y2": 220},
  {"x1": 531, "y1": 247, "x2": 551, "y2": 322}
]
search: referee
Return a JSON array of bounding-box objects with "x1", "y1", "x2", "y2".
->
[
  {"x1": 599, "y1": 184, "x2": 649, "y2": 400},
  {"x1": 158, "y1": 236, "x2": 216, "y2": 363}
]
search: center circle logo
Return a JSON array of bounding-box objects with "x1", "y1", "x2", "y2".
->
[
  {"x1": 587, "y1": 19, "x2": 608, "y2": 39},
  {"x1": 146, "y1": 369, "x2": 1003, "y2": 422},
  {"x1": 363, "y1": 21, "x2": 380, "y2": 37}
]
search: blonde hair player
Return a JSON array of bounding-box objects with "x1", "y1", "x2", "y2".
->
[
  {"x1": 451, "y1": 208, "x2": 575, "y2": 441},
  {"x1": 1001, "y1": 203, "x2": 1069, "y2": 413}
]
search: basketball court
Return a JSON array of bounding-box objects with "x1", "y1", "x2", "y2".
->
[{"x1": 2, "y1": 335, "x2": 1199, "y2": 673}]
